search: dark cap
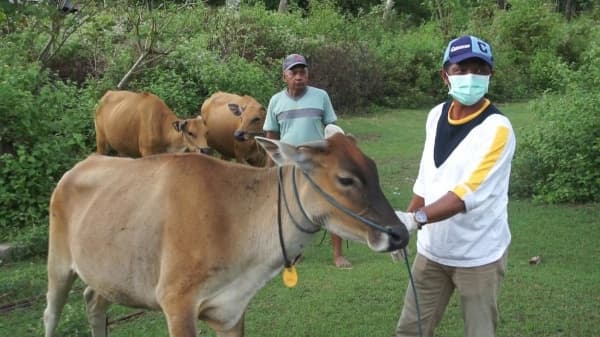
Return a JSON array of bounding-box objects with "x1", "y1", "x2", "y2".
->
[
  {"x1": 282, "y1": 54, "x2": 308, "y2": 71},
  {"x1": 442, "y1": 35, "x2": 493, "y2": 68}
]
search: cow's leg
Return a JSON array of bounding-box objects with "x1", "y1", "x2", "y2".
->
[
  {"x1": 212, "y1": 313, "x2": 245, "y2": 337},
  {"x1": 83, "y1": 286, "x2": 111, "y2": 337},
  {"x1": 43, "y1": 267, "x2": 77, "y2": 337},
  {"x1": 161, "y1": 298, "x2": 198, "y2": 337}
]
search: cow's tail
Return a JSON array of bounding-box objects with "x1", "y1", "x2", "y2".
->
[{"x1": 43, "y1": 188, "x2": 77, "y2": 337}]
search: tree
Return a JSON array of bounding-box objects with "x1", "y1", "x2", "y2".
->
[
  {"x1": 37, "y1": 1, "x2": 94, "y2": 67},
  {"x1": 278, "y1": 0, "x2": 287, "y2": 13},
  {"x1": 117, "y1": 7, "x2": 171, "y2": 89},
  {"x1": 383, "y1": 0, "x2": 394, "y2": 20},
  {"x1": 497, "y1": 0, "x2": 509, "y2": 9},
  {"x1": 226, "y1": 0, "x2": 240, "y2": 10}
]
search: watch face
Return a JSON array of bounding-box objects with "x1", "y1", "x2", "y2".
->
[{"x1": 415, "y1": 209, "x2": 427, "y2": 224}]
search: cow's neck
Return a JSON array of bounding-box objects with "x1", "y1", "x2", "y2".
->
[
  {"x1": 276, "y1": 166, "x2": 323, "y2": 264},
  {"x1": 246, "y1": 165, "x2": 319, "y2": 271}
]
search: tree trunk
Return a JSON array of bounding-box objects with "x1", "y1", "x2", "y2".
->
[
  {"x1": 226, "y1": 0, "x2": 240, "y2": 10},
  {"x1": 382, "y1": 0, "x2": 394, "y2": 20},
  {"x1": 564, "y1": 0, "x2": 575, "y2": 21},
  {"x1": 117, "y1": 51, "x2": 148, "y2": 90},
  {"x1": 278, "y1": 0, "x2": 287, "y2": 13}
]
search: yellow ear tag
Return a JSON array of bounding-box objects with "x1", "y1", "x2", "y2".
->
[{"x1": 283, "y1": 266, "x2": 298, "y2": 288}]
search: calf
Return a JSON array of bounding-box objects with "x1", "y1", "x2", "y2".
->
[
  {"x1": 200, "y1": 91, "x2": 266, "y2": 166},
  {"x1": 95, "y1": 90, "x2": 210, "y2": 157}
]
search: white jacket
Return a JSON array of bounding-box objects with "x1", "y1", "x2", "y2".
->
[{"x1": 414, "y1": 99, "x2": 516, "y2": 267}]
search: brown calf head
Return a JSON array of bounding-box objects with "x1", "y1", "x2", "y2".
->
[
  {"x1": 172, "y1": 116, "x2": 211, "y2": 154},
  {"x1": 228, "y1": 100, "x2": 266, "y2": 142}
]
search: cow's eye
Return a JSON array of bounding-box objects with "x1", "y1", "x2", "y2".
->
[{"x1": 337, "y1": 176, "x2": 354, "y2": 186}]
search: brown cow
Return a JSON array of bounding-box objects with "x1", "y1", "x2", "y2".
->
[
  {"x1": 200, "y1": 91, "x2": 266, "y2": 166},
  {"x1": 95, "y1": 90, "x2": 210, "y2": 157},
  {"x1": 43, "y1": 131, "x2": 409, "y2": 337}
]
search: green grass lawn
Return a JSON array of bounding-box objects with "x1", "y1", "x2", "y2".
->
[{"x1": 1, "y1": 102, "x2": 599, "y2": 337}]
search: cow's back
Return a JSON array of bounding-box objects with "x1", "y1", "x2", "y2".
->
[
  {"x1": 49, "y1": 153, "x2": 244, "y2": 308},
  {"x1": 94, "y1": 91, "x2": 176, "y2": 157}
]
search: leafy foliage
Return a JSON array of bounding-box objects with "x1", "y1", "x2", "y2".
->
[
  {"x1": 511, "y1": 91, "x2": 600, "y2": 203},
  {"x1": 510, "y1": 12, "x2": 600, "y2": 203},
  {"x1": 1, "y1": 0, "x2": 599, "y2": 255},
  {"x1": 306, "y1": 41, "x2": 385, "y2": 114},
  {"x1": 0, "y1": 67, "x2": 95, "y2": 249},
  {"x1": 373, "y1": 22, "x2": 446, "y2": 108}
]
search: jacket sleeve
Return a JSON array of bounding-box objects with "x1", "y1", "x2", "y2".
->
[{"x1": 452, "y1": 118, "x2": 516, "y2": 212}]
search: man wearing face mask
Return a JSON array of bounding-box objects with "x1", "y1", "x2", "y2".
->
[{"x1": 393, "y1": 35, "x2": 516, "y2": 337}]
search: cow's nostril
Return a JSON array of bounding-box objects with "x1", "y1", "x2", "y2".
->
[{"x1": 389, "y1": 226, "x2": 409, "y2": 251}]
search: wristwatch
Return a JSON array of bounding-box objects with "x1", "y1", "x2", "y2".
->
[{"x1": 414, "y1": 208, "x2": 428, "y2": 229}]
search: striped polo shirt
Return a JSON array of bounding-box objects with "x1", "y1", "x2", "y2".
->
[{"x1": 263, "y1": 86, "x2": 337, "y2": 146}]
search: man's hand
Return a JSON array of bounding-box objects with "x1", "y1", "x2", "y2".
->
[
  {"x1": 324, "y1": 124, "x2": 344, "y2": 138},
  {"x1": 390, "y1": 211, "x2": 418, "y2": 263},
  {"x1": 395, "y1": 211, "x2": 419, "y2": 234},
  {"x1": 390, "y1": 248, "x2": 408, "y2": 263}
]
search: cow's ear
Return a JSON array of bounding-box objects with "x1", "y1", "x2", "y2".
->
[
  {"x1": 228, "y1": 103, "x2": 242, "y2": 116},
  {"x1": 255, "y1": 137, "x2": 288, "y2": 166},
  {"x1": 255, "y1": 137, "x2": 319, "y2": 171},
  {"x1": 172, "y1": 120, "x2": 188, "y2": 132}
]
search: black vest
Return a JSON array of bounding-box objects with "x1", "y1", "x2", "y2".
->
[{"x1": 434, "y1": 100, "x2": 502, "y2": 168}]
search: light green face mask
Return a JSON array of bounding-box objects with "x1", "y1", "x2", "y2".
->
[{"x1": 447, "y1": 73, "x2": 490, "y2": 106}]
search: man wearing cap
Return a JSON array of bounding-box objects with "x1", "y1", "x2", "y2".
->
[
  {"x1": 393, "y1": 35, "x2": 516, "y2": 337},
  {"x1": 263, "y1": 53, "x2": 353, "y2": 269}
]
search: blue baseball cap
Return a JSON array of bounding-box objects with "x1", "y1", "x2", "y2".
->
[
  {"x1": 282, "y1": 54, "x2": 308, "y2": 71},
  {"x1": 442, "y1": 35, "x2": 493, "y2": 68}
]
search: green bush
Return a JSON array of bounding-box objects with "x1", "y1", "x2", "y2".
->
[
  {"x1": 197, "y1": 53, "x2": 278, "y2": 107},
  {"x1": 512, "y1": 23, "x2": 600, "y2": 203},
  {"x1": 373, "y1": 22, "x2": 446, "y2": 108},
  {"x1": 305, "y1": 41, "x2": 385, "y2": 113},
  {"x1": 511, "y1": 91, "x2": 600, "y2": 203},
  {"x1": 487, "y1": 0, "x2": 566, "y2": 98},
  {"x1": 202, "y1": 5, "x2": 302, "y2": 69},
  {"x1": 1, "y1": 1, "x2": 599, "y2": 258},
  {"x1": 0, "y1": 39, "x2": 95, "y2": 247},
  {"x1": 528, "y1": 50, "x2": 570, "y2": 93},
  {"x1": 574, "y1": 26, "x2": 600, "y2": 90},
  {"x1": 0, "y1": 81, "x2": 95, "y2": 247}
]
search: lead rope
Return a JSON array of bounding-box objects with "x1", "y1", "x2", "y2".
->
[
  {"x1": 277, "y1": 171, "x2": 292, "y2": 269},
  {"x1": 282, "y1": 165, "x2": 422, "y2": 336},
  {"x1": 278, "y1": 166, "x2": 321, "y2": 234},
  {"x1": 300, "y1": 171, "x2": 399, "y2": 238},
  {"x1": 402, "y1": 247, "x2": 423, "y2": 337}
]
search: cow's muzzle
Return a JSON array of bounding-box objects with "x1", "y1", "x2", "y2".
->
[
  {"x1": 387, "y1": 226, "x2": 409, "y2": 251},
  {"x1": 196, "y1": 147, "x2": 212, "y2": 155},
  {"x1": 234, "y1": 130, "x2": 266, "y2": 142},
  {"x1": 233, "y1": 130, "x2": 248, "y2": 142}
]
